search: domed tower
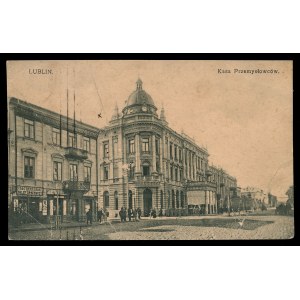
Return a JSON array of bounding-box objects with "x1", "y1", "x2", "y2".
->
[{"x1": 122, "y1": 79, "x2": 158, "y2": 116}]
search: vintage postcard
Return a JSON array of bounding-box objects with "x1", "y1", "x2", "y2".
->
[{"x1": 7, "y1": 59, "x2": 294, "y2": 241}]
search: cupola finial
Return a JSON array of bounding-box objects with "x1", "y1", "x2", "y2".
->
[{"x1": 136, "y1": 78, "x2": 143, "y2": 90}]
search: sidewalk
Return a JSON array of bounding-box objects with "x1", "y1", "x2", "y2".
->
[
  {"x1": 8, "y1": 211, "x2": 269, "y2": 233},
  {"x1": 8, "y1": 220, "x2": 102, "y2": 232}
]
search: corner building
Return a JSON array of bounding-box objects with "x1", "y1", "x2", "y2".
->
[
  {"x1": 8, "y1": 98, "x2": 99, "y2": 223},
  {"x1": 98, "y1": 79, "x2": 219, "y2": 217}
]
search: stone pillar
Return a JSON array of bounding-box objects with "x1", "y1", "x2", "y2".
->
[
  {"x1": 159, "y1": 137, "x2": 163, "y2": 175},
  {"x1": 167, "y1": 138, "x2": 170, "y2": 179},
  {"x1": 63, "y1": 199, "x2": 67, "y2": 215},
  {"x1": 205, "y1": 190, "x2": 208, "y2": 214},
  {"x1": 182, "y1": 148, "x2": 185, "y2": 179},
  {"x1": 214, "y1": 192, "x2": 218, "y2": 214},
  {"x1": 152, "y1": 135, "x2": 157, "y2": 173},
  {"x1": 194, "y1": 154, "x2": 197, "y2": 180},
  {"x1": 135, "y1": 134, "x2": 140, "y2": 173},
  {"x1": 186, "y1": 150, "x2": 190, "y2": 180}
]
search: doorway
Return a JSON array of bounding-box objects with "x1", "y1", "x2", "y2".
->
[
  {"x1": 143, "y1": 188, "x2": 152, "y2": 216},
  {"x1": 128, "y1": 190, "x2": 133, "y2": 209}
]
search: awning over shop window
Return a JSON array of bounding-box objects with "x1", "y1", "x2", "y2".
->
[
  {"x1": 83, "y1": 190, "x2": 96, "y2": 197},
  {"x1": 46, "y1": 190, "x2": 66, "y2": 198},
  {"x1": 187, "y1": 190, "x2": 206, "y2": 205}
]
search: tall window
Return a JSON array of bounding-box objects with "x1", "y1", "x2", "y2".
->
[
  {"x1": 179, "y1": 149, "x2": 182, "y2": 162},
  {"x1": 114, "y1": 191, "x2": 118, "y2": 210},
  {"x1": 104, "y1": 143, "x2": 109, "y2": 158},
  {"x1": 155, "y1": 139, "x2": 159, "y2": 154},
  {"x1": 175, "y1": 167, "x2": 178, "y2": 181},
  {"x1": 174, "y1": 145, "x2": 177, "y2": 160},
  {"x1": 129, "y1": 163, "x2": 135, "y2": 179},
  {"x1": 83, "y1": 137, "x2": 90, "y2": 152},
  {"x1": 104, "y1": 191, "x2": 109, "y2": 208},
  {"x1": 170, "y1": 143, "x2": 173, "y2": 159},
  {"x1": 24, "y1": 156, "x2": 35, "y2": 178},
  {"x1": 52, "y1": 128, "x2": 60, "y2": 145},
  {"x1": 156, "y1": 161, "x2": 160, "y2": 173},
  {"x1": 69, "y1": 164, "x2": 78, "y2": 181},
  {"x1": 103, "y1": 165, "x2": 109, "y2": 180},
  {"x1": 84, "y1": 166, "x2": 91, "y2": 182},
  {"x1": 142, "y1": 138, "x2": 149, "y2": 152},
  {"x1": 68, "y1": 133, "x2": 76, "y2": 148},
  {"x1": 53, "y1": 161, "x2": 62, "y2": 181},
  {"x1": 24, "y1": 119, "x2": 34, "y2": 139},
  {"x1": 170, "y1": 165, "x2": 173, "y2": 180},
  {"x1": 143, "y1": 165, "x2": 150, "y2": 176},
  {"x1": 129, "y1": 139, "x2": 135, "y2": 154}
]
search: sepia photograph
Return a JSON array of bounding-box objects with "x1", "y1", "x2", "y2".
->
[{"x1": 7, "y1": 59, "x2": 294, "y2": 241}]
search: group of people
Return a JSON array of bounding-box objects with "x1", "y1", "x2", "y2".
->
[
  {"x1": 86, "y1": 208, "x2": 108, "y2": 225},
  {"x1": 119, "y1": 207, "x2": 142, "y2": 222}
]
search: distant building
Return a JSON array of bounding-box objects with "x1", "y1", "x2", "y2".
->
[
  {"x1": 286, "y1": 186, "x2": 294, "y2": 208},
  {"x1": 268, "y1": 193, "x2": 278, "y2": 207},
  {"x1": 241, "y1": 187, "x2": 268, "y2": 210},
  {"x1": 209, "y1": 165, "x2": 237, "y2": 212}
]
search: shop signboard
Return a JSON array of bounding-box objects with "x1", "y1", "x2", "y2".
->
[{"x1": 17, "y1": 186, "x2": 43, "y2": 197}]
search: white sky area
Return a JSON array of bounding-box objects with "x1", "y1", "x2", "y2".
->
[{"x1": 7, "y1": 60, "x2": 293, "y2": 200}]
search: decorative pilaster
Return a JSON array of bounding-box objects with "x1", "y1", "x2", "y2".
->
[
  {"x1": 152, "y1": 135, "x2": 157, "y2": 173},
  {"x1": 135, "y1": 134, "x2": 141, "y2": 173}
]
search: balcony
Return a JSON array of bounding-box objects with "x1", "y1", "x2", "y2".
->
[
  {"x1": 64, "y1": 147, "x2": 88, "y2": 160},
  {"x1": 62, "y1": 180, "x2": 90, "y2": 192},
  {"x1": 135, "y1": 174, "x2": 161, "y2": 187}
]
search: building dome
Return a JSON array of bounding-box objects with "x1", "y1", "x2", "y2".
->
[{"x1": 126, "y1": 79, "x2": 155, "y2": 107}]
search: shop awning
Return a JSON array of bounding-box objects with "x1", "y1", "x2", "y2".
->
[
  {"x1": 187, "y1": 190, "x2": 206, "y2": 205},
  {"x1": 83, "y1": 190, "x2": 96, "y2": 197},
  {"x1": 46, "y1": 190, "x2": 66, "y2": 197}
]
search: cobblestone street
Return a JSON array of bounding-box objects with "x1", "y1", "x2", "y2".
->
[{"x1": 9, "y1": 213, "x2": 294, "y2": 240}]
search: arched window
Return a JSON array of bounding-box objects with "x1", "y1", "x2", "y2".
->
[
  {"x1": 176, "y1": 190, "x2": 179, "y2": 208},
  {"x1": 104, "y1": 191, "x2": 109, "y2": 208},
  {"x1": 172, "y1": 190, "x2": 175, "y2": 208},
  {"x1": 114, "y1": 191, "x2": 118, "y2": 210},
  {"x1": 180, "y1": 191, "x2": 184, "y2": 208},
  {"x1": 160, "y1": 190, "x2": 164, "y2": 209}
]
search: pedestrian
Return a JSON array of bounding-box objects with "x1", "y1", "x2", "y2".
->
[
  {"x1": 124, "y1": 208, "x2": 127, "y2": 222},
  {"x1": 119, "y1": 207, "x2": 123, "y2": 222},
  {"x1": 128, "y1": 208, "x2": 132, "y2": 222},
  {"x1": 97, "y1": 208, "x2": 102, "y2": 223},
  {"x1": 137, "y1": 207, "x2": 141, "y2": 219},
  {"x1": 133, "y1": 209, "x2": 137, "y2": 221},
  {"x1": 86, "y1": 209, "x2": 92, "y2": 225}
]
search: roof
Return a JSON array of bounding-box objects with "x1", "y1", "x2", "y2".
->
[{"x1": 126, "y1": 79, "x2": 155, "y2": 107}]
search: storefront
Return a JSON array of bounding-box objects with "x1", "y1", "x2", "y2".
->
[{"x1": 13, "y1": 185, "x2": 44, "y2": 223}]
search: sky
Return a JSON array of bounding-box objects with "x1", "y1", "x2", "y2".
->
[{"x1": 7, "y1": 60, "x2": 293, "y2": 200}]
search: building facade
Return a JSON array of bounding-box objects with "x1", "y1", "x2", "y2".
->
[
  {"x1": 97, "y1": 79, "x2": 237, "y2": 217},
  {"x1": 8, "y1": 79, "x2": 239, "y2": 222},
  {"x1": 8, "y1": 98, "x2": 99, "y2": 223}
]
